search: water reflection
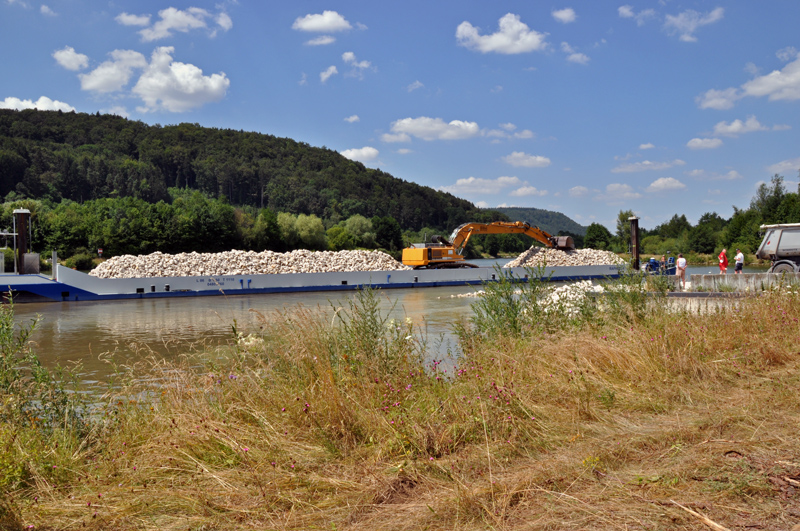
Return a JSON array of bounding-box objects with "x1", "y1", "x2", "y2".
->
[{"x1": 15, "y1": 285, "x2": 483, "y2": 381}]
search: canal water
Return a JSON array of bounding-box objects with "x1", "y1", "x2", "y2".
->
[{"x1": 11, "y1": 259, "x2": 765, "y2": 383}]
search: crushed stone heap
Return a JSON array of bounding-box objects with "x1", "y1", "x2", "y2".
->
[
  {"x1": 89, "y1": 249, "x2": 410, "y2": 279},
  {"x1": 504, "y1": 246, "x2": 626, "y2": 268}
]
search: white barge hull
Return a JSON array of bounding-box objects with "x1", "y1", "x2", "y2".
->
[{"x1": 2, "y1": 264, "x2": 622, "y2": 303}]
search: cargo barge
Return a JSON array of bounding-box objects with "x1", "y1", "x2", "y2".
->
[{"x1": 2, "y1": 263, "x2": 622, "y2": 303}]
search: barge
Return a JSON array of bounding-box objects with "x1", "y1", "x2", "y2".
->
[{"x1": 2, "y1": 263, "x2": 622, "y2": 303}]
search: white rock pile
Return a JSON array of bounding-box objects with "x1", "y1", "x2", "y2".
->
[
  {"x1": 89, "y1": 249, "x2": 410, "y2": 279},
  {"x1": 504, "y1": 246, "x2": 625, "y2": 268}
]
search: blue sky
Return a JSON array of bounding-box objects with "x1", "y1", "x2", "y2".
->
[{"x1": 2, "y1": 1, "x2": 799, "y2": 231}]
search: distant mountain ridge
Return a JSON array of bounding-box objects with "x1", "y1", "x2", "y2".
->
[{"x1": 491, "y1": 207, "x2": 587, "y2": 236}]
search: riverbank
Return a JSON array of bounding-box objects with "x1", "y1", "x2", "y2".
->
[{"x1": 2, "y1": 279, "x2": 800, "y2": 530}]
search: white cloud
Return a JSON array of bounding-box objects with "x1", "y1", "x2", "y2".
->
[
  {"x1": 569, "y1": 185, "x2": 589, "y2": 197},
  {"x1": 305, "y1": 35, "x2": 335, "y2": 46},
  {"x1": 344, "y1": 115, "x2": 359, "y2": 123},
  {"x1": 510, "y1": 186, "x2": 547, "y2": 197},
  {"x1": 439, "y1": 176, "x2": 521, "y2": 195},
  {"x1": 741, "y1": 54, "x2": 800, "y2": 102},
  {"x1": 639, "y1": 142, "x2": 655, "y2": 150},
  {"x1": 618, "y1": 5, "x2": 657, "y2": 26},
  {"x1": 698, "y1": 53, "x2": 800, "y2": 109},
  {"x1": 78, "y1": 49, "x2": 148, "y2": 93},
  {"x1": 596, "y1": 183, "x2": 642, "y2": 202},
  {"x1": 474, "y1": 201, "x2": 489, "y2": 208},
  {"x1": 561, "y1": 42, "x2": 589, "y2": 64},
  {"x1": 116, "y1": 12, "x2": 151, "y2": 26},
  {"x1": 456, "y1": 13, "x2": 548, "y2": 54},
  {"x1": 712, "y1": 116, "x2": 768, "y2": 137},
  {"x1": 52, "y1": 46, "x2": 88, "y2": 71},
  {"x1": 695, "y1": 87, "x2": 740, "y2": 110},
  {"x1": 138, "y1": 7, "x2": 230, "y2": 42},
  {"x1": 485, "y1": 123, "x2": 535, "y2": 140},
  {"x1": 686, "y1": 169, "x2": 743, "y2": 181},
  {"x1": 292, "y1": 11, "x2": 352, "y2": 32},
  {"x1": 611, "y1": 159, "x2": 686, "y2": 173},
  {"x1": 131, "y1": 47, "x2": 229, "y2": 112},
  {"x1": 687, "y1": 137, "x2": 723, "y2": 150},
  {"x1": 646, "y1": 177, "x2": 686, "y2": 192},
  {"x1": 103, "y1": 105, "x2": 129, "y2": 117},
  {"x1": 381, "y1": 132, "x2": 411, "y2": 143},
  {"x1": 0, "y1": 96, "x2": 74, "y2": 112},
  {"x1": 664, "y1": 7, "x2": 724, "y2": 43},
  {"x1": 320, "y1": 65, "x2": 338, "y2": 83},
  {"x1": 766, "y1": 157, "x2": 800, "y2": 176},
  {"x1": 502, "y1": 151, "x2": 551, "y2": 168},
  {"x1": 40, "y1": 5, "x2": 55, "y2": 16},
  {"x1": 342, "y1": 52, "x2": 372, "y2": 78},
  {"x1": 341, "y1": 146, "x2": 378, "y2": 162},
  {"x1": 776, "y1": 46, "x2": 798, "y2": 62},
  {"x1": 386, "y1": 116, "x2": 480, "y2": 141},
  {"x1": 407, "y1": 80, "x2": 424, "y2": 92},
  {"x1": 552, "y1": 8, "x2": 576, "y2": 24},
  {"x1": 298, "y1": 73, "x2": 307, "y2": 86},
  {"x1": 396, "y1": 148, "x2": 412, "y2": 155}
]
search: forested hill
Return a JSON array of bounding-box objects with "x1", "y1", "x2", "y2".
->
[
  {"x1": 492, "y1": 207, "x2": 587, "y2": 236},
  {"x1": 0, "y1": 109, "x2": 480, "y2": 230}
]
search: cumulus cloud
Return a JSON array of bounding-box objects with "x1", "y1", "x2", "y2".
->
[
  {"x1": 777, "y1": 46, "x2": 799, "y2": 62},
  {"x1": 686, "y1": 169, "x2": 743, "y2": 181},
  {"x1": 569, "y1": 185, "x2": 589, "y2": 197},
  {"x1": 439, "y1": 176, "x2": 521, "y2": 195},
  {"x1": 344, "y1": 115, "x2": 359, "y2": 123},
  {"x1": 510, "y1": 186, "x2": 547, "y2": 197},
  {"x1": 595, "y1": 183, "x2": 642, "y2": 202},
  {"x1": 646, "y1": 177, "x2": 686, "y2": 192},
  {"x1": 0, "y1": 96, "x2": 75, "y2": 112},
  {"x1": 456, "y1": 13, "x2": 548, "y2": 54},
  {"x1": 384, "y1": 117, "x2": 480, "y2": 141},
  {"x1": 53, "y1": 46, "x2": 88, "y2": 71},
  {"x1": 766, "y1": 157, "x2": 800, "y2": 176},
  {"x1": 664, "y1": 7, "x2": 724, "y2": 42},
  {"x1": 136, "y1": 7, "x2": 231, "y2": 42},
  {"x1": 712, "y1": 116, "x2": 768, "y2": 136},
  {"x1": 552, "y1": 8, "x2": 576, "y2": 24},
  {"x1": 611, "y1": 159, "x2": 685, "y2": 173},
  {"x1": 687, "y1": 137, "x2": 723, "y2": 150},
  {"x1": 561, "y1": 42, "x2": 589, "y2": 65},
  {"x1": 342, "y1": 52, "x2": 372, "y2": 78},
  {"x1": 341, "y1": 146, "x2": 378, "y2": 162},
  {"x1": 40, "y1": 5, "x2": 55, "y2": 16},
  {"x1": 639, "y1": 142, "x2": 655, "y2": 150},
  {"x1": 320, "y1": 66, "x2": 338, "y2": 83},
  {"x1": 485, "y1": 123, "x2": 535, "y2": 140},
  {"x1": 502, "y1": 151, "x2": 551, "y2": 168},
  {"x1": 407, "y1": 80, "x2": 424, "y2": 92},
  {"x1": 292, "y1": 11, "x2": 352, "y2": 32},
  {"x1": 79, "y1": 49, "x2": 148, "y2": 93},
  {"x1": 116, "y1": 12, "x2": 151, "y2": 26},
  {"x1": 740, "y1": 54, "x2": 800, "y2": 102},
  {"x1": 618, "y1": 5, "x2": 657, "y2": 26},
  {"x1": 695, "y1": 87, "x2": 739, "y2": 110},
  {"x1": 305, "y1": 35, "x2": 335, "y2": 46},
  {"x1": 131, "y1": 47, "x2": 229, "y2": 112}
]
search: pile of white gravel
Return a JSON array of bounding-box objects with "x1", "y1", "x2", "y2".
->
[
  {"x1": 504, "y1": 246, "x2": 626, "y2": 268},
  {"x1": 89, "y1": 249, "x2": 410, "y2": 279}
]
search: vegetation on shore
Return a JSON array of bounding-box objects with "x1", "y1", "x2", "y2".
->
[{"x1": 2, "y1": 274, "x2": 799, "y2": 530}]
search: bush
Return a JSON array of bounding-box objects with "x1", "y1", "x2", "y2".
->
[{"x1": 64, "y1": 252, "x2": 94, "y2": 270}]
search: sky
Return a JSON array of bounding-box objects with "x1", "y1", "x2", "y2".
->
[{"x1": 2, "y1": 1, "x2": 800, "y2": 231}]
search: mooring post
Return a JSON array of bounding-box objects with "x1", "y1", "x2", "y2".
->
[{"x1": 628, "y1": 216, "x2": 640, "y2": 271}]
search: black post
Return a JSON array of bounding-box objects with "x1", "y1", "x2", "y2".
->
[{"x1": 628, "y1": 216, "x2": 640, "y2": 271}]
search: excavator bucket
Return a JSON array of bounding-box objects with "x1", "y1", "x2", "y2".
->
[{"x1": 553, "y1": 236, "x2": 575, "y2": 250}]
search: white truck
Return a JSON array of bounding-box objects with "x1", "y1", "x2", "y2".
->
[{"x1": 756, "y1": 223, "x2": 800, "y2": 273}]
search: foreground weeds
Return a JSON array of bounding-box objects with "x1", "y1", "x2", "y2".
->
[{"x1": 5, "y1": 283, "x2": 800, "y2": 530}]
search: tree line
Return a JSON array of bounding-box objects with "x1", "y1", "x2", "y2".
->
[{"x1": 583, "y1": 174, "x2": 800, "y2": 256}]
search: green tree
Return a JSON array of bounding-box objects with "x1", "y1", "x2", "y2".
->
[
  {"x1": 615, "y1": 210, "x2": 635, "y2": 251},
  {"x1": 584, "y1": 222, "x2": 612, "y2": 250},
  {"x1": 372, "y1": 216, "x2": 403, "y2": 251}
]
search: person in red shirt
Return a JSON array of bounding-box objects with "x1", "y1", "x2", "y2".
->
[{"x1": 718, "y1": 248, "x2": 728, "y2": 274}]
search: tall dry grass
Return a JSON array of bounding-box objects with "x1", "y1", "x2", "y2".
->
[{"x1": 3, "y1": 277, "x2": 800, "y2": 529}]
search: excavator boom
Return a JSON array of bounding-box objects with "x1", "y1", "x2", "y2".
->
[{"x1": 402, "y1": 221, "x2": 574, "y2": 269}]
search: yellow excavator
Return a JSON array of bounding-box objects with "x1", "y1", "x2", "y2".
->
[{"x1": 401, "y1": 221, "x2": 575, "y2": 269}]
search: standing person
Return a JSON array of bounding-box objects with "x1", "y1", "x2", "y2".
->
[
  {"x1": 734, "y1": 248, "x2": 744, "y2": 274},
  {"x1": 676, "y1": 253, "x2": 687, "y2": 289},
  {"x1": 718, "y1": 248, "x2": 728, "y2": 274},
  {"x1": 660, "y1": 255, "x2": 667, "y2": 271}
]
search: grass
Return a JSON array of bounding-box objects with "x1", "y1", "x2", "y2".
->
[{"x1": 2, "y1": 278, "x2": 800, "y2": 530}]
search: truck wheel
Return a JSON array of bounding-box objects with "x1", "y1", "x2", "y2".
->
[{"x1": 771, "y1": 263, "x2": 795, "y2": 274}]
